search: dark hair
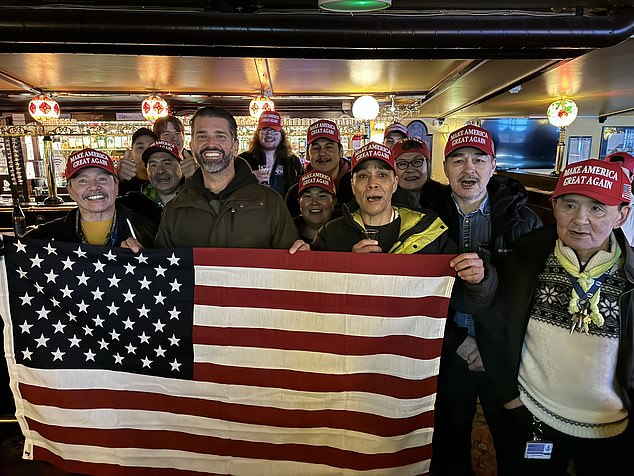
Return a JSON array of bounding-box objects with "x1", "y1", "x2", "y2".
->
[
  {"x1": 131, "y1": 127, "x2": 157, "y2": 145},
  {"x1": 245, "y1": 127, "x2": 293, "y2": 163},
  {"x1": 153, "y1": 116, "x2": 185, "y2": 137},
  {"x1": 191, "y1": 106, "x2": 238, "y2": 140}
]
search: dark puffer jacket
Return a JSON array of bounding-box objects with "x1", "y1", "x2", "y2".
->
[{"x1": 429, "y1": 174, "x2": 542, "y2": 356}]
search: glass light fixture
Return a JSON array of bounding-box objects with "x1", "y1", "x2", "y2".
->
[
  {"x1": 352, "y1": 95, "x2": 380, "y2": 121},
  {"x1": 319, "y1": 0, "x2": 391, "y2": 12},
  {"x1": 547, "y1": 98, "x2": 578, "y2": 174},
  {"x1": 142, "y1": 94, "x2": 169, "y2": 123},
  {"x1": 547, "y1": 99, "x2": 578, "y2": 128},
  {"x1": 249, "y1": 95, "x2": 275, "y2": 119},
  {"x1": 28, "y1": 94, "x2": 60, "y2": 122}
]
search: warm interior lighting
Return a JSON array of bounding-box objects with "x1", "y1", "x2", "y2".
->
[
  {"x1": 249, "y1": 95, "x2": 275, "y2": 119},
  {"x1": 547, "y1": 98, "x2": 578, "y2": 128},
  {"x1": 319, "y1": 0, "x2": 391, "y2": 12},
  {"x1": 28, "y1": 94, "x2": 61, "y2": 122},
  {"x1": 352, "y1": 95, "x2": 380, "y2": 121},
  {"x1": 142, "y1": 94, "x2": 169, "y2": 123},
  {"x1": 547, "y1": 98, "x2": 578, "y2": 174}
]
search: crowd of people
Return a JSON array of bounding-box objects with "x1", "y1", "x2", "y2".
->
[{"x1": 20, "y1": 105, "x2": 634, "y2": 475}]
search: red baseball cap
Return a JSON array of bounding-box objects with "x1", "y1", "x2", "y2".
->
[
  {"x1": 444, "y1": 125, "x2": 495, "y2": 158},
  {"x1": 142, "y1": 140, "x2": 182, "y2": 165},
  {"x1": 392, "y1": 138, "x2": 430, "y2": 161},
  {"x1": 384, "y1": 122, "x2": 409, "y2": 138},
  {"x1": 307, "y1": 120, "x2": 341, "y2": 145},
  {"x1": 605, "y1": 152, "x2": 634, "y2": 177},
  {"x1": 258, "y1": 111, "x2": 283, "y2": 131},
  {"x1": 65, "y1": 148, "x2": 117, "y2": 180},
  {"x1": 352, "y1": 141, "x2": 396, "y2": 173},
  {"x1": 298, "y1": 171, "x2": 336, "y2": 196},
  {"x1": 553, "y1": 159, "x2": 632, "y2": 206}
]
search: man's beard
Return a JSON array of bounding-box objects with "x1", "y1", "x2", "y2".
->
[{"x1": 198, "y1": 147, "x2": 232, "y2": 174}]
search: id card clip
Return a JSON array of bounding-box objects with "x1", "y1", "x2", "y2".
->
[{"x1": 524, "y1": 415, "x2": 553, "y2": 460}]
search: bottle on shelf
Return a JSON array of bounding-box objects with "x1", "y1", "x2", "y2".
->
[{"x1": 12, "y1": 193, "x2": 26, "y2": 237}]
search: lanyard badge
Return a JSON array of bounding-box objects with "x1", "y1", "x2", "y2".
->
[{"x1": 524, "y1": 415, "x2": 553, "y2": 460}]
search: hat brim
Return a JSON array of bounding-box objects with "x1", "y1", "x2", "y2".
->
[
  {"x1": 307, "y1": 134, "x2": 340, "y2": 145},
  {"x1": 551, "y1": 188, "x2": 625, "y2": 206},
  {"x1": 142, "y1": 145, "x2": 181, "y2": 165}
]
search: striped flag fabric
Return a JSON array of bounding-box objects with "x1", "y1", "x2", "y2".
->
[{"x1": 0, "y1": 236, "x2": 455, "y2": 475}]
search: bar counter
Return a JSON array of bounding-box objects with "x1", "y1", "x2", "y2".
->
[{"x1": 0, "y1": 201, "x2": 76, "y2": 231}]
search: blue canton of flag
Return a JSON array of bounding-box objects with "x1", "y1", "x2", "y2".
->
[{"x1": 3, "y1": 237, "x2": 194, "y2": 379}]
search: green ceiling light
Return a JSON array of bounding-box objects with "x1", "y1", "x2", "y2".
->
[{"x1": 318, "y1": 0, "x2": 392, "y2": 12}]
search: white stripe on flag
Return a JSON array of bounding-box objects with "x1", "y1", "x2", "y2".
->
[
  {"x1": 193, "y1": 344, "x2": 441, "y2": 379},
  {"x1": 194, "y1": 306, "x2": 446, "y2": 339},
  {"x1": 23, "y1": 402, "x2": 433, "y2": 454},
  {"x1": 195, "y1": 265, "x2": 454, "y2": 298},
  {"x1": 15, "y1": 366, "x2": 436, "y2": 419},
  {"x1": 29, "y1": 432, "x2": 431, "y2": 476}
]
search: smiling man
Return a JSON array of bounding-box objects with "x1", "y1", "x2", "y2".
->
[
  {"x1": 483, "y1": 159, "x2": 634, "y2": 475},
  {"x1": 153, "y1": 106, "x2": 298, "y2": 249},
  {"x1": 119, "y1": 140, "x2": 185, "y2": 224},
  {"x1": 24, "y1": 148, "x2": 157, "y2": 247}
]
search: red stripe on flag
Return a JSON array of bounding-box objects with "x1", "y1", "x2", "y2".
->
[
  {"x1": 193, "y1": 363, "x2": 438, "y2": 399},
  {"x1": 27, "y1": 417, "x2": 433, "y2": 471},
  {"x1": 193, "y1": 326, "x2": 444, "y2": 360},
  {"x1": 33, "y1": 447, "x2": 220, "y2": 476},
  {"x1": 193, "y1": 248, "x2": 455, "y2": 277},
  {"x1": 194, "y1": 286, "x2": 449, "y2": 318},
  {"x1": 20, "y1": 383, "x2": 434, "y2": 437}
]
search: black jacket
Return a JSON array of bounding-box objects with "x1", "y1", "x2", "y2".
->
[
  {"x1": 429, "y1": 174, "x2": 542, "y2": 355},
  {"x1": 24, "y1": 201, "x2": 158, "y2": 248},
  {"x1": 430, "y1": 174, "x2": 542, "y2": 268}
]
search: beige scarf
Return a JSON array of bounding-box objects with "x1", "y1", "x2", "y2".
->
[{"x1": 553, "y1": 236, "x2": 621, "y2": 328}]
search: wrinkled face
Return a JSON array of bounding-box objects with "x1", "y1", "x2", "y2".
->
[
  {"x1": 299, "y1": 187, "x2": 336, "y2": 228},
  {"x1": 131, "y1": 135, "x2": 155, "y2": 164},
  {"x1": 553, "y1": 194, "x2": 629, "y2": 260},
  {"x1": 443, "y1": 147, "x2": 496, "y2": 205},
  {"x1": 395, "y1": 152, "x2": 428, "y2": 192},
  {"x1": 351, "y1": 160, "x2": 398, "y2": 221},
  {"x1": 308, "y1": 138, "x2": 342, "y2": 176},
  {"x1": 146, "y1": 152, "x2": 183, "y2": 195},
  {"x1": 258, "y1": 128, "x2": 282, "y2": 151},
  {"x1": 191, "y1": 116, "x2": 238, "y2": 175},
  {"x1": 384, "y1": 132, "x2": 407, "y2": 149},
  {"x1": 158, "y1": 122, "x2": 185, "y2": 153},
  {"x1": 67, "y1": 167, "x2": 117, "y2": 216}
]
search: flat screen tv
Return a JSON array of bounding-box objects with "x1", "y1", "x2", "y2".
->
[{"x1": 480, "y1": 118, "x2": 559, "y2": 170}]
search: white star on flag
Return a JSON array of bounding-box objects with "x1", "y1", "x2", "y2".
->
[{"x1": 30, "y1": 254, "x2": 44, "y2": 268}]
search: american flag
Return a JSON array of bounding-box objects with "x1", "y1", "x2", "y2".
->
[{"x1": 0, "y1": 236, "x2": 455, "y2": 475}]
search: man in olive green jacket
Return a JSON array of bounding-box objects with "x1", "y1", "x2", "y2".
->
[{"x1": 148, "y1": 106, "x2": 298, "y2": 249}]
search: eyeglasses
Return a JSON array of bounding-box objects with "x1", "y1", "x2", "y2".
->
[{"x1": 395, "y1": 158, "x2": 426, "y2": 170}]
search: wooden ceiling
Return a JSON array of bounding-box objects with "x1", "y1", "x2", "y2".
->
[{"x1": 0, "y1": 1, "x2": 633, "y2": 121}]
